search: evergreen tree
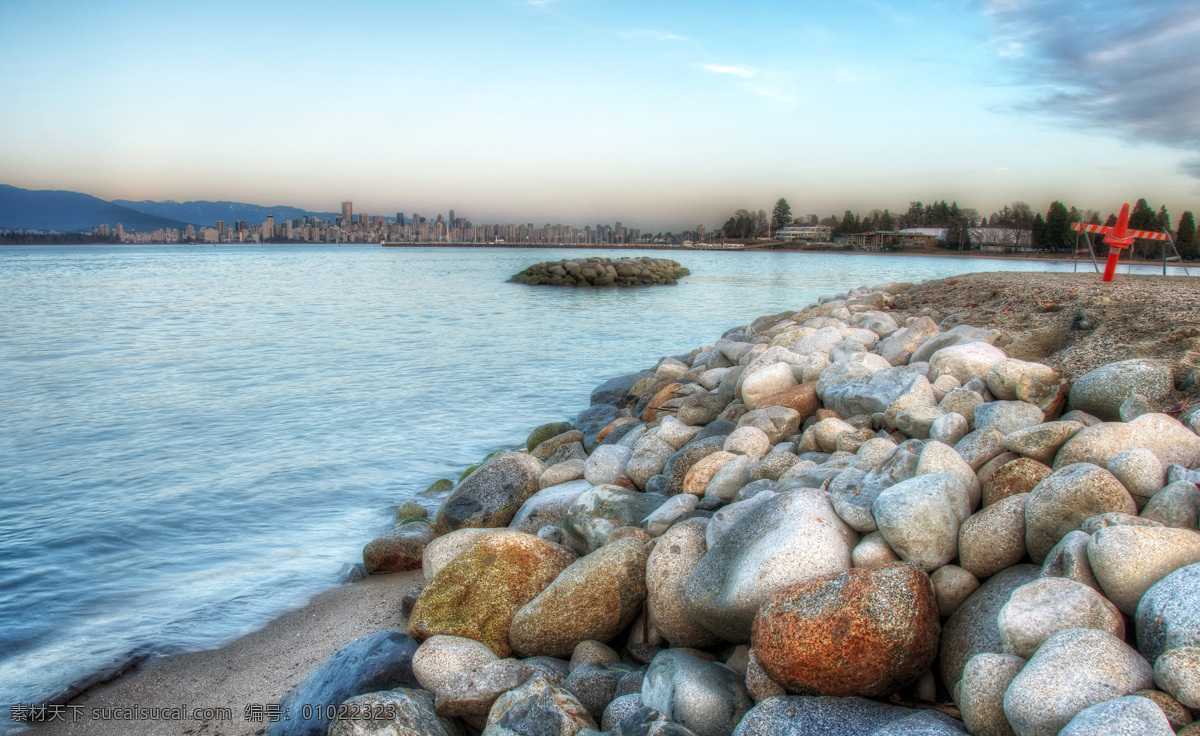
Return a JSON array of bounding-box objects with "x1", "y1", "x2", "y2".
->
[
  {"x1": 1177, "y1": 211, "x2": 1197, "y2": 258},
  {"x1": 1157, "y1": 205, "x2": 1170, "y2": 232},
  {"x1": 1129, "y1": 198, "x2": 1156, "y2": 230},
  {"x1": 1032, "y1": 213, "x2": 1047, "y2": 249},
  {"x1": 1045, "y1": 201, "x2": 1071, "y2": 252},
  {"x1": 770, "y1": 198, "x2": 792, "y2": 233},
  {"x1": 879, "y1": 209, "x2": 895, "y2": 231}
]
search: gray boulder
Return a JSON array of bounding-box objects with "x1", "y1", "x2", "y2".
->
[
  {"x1": 593, "y1": 371, "x2": 657, "y2": 409},
  {"x1": 1087, "y1": 525, "x2": 1200, "y2": 614},
  {"x1": 1068, "y1": 359, "x2": 1173, "y2": 421},
  {"x1": 642, "y1": 649, "x2": 752, "y2": 736},
  {"x1": 1140, "y1": 481, "x2": 1200, "y2": 529},
  {"x1": 437, "y1": 452, "x2": 547, "y2": 533},
  {"x1": 510, "y1": 480, "x2": 593, "y2": 534},
  {"x1": 561, "y1": 485, "x2": 668, "y2": 555},
  {"x1": 1024, "y1": 462, "x2": 1136, "y2": 563},
  {"x1": 1058, "y1": 696, "x2": 1173, "y2": 736},
  {"x1": 578, "y1": 404, "x2": 625, "y2": 452},
  {"x1": 974, "y1": 401, "x2": 1044, "y2": 437},
  {"x1": 939, "y1": 564, "x2": 1040, "y2": 689},
  {"x1": 957, "y1": 653, "x2": 1025, "y2": 736},
  {"x1": 683, "y1": 489, "x2": 857, "y2": 642},
  {"x1": 566, "y1": 662, "x2": 638, "y2": 723},
  {"x1": 482, "y1": 673, "x2": 597, "y2": 736},
  {"x1": 269, "y1": 631, "x2": 420, "y2": 736},
  {"x1": 585, "y1": 445, "x2": 634, "y2": 486},
  {"x1": 328, "y1": 689, "x2": 466, "y2": 736},
  {"x1": 872, "y1": 473, "x2": 964, "y2": 572},
  {"x1": 912, "y1": 324, "x2": 1003, "y2": 364},
  {"x1": 647, "y1": 518, "x2": 721, "y2": 648},
  {"x1": 830, "y1": 439, "x2": 924, "y2": 533},
  {"x1": 822, "y1": 365, "x2": 937, "y2": 427},
  {"x1": 997, "y1": 577, "x2": 1124, "y2": 659},
  {"x1": 1002, "y1": 628, "x2": 1154, "y2": 736},
  {"x1": 731, "y1": 696, "x2": 927, "y2": 736},
  {"x1": 1136, "y1": 562, "x2": 1200, "y2": 663}
]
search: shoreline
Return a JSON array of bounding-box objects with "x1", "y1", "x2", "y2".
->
[
  {"x1": 23, "y1": 269, "x2": 1200, "y2": 736},
  {"x1": 31, "y1": 571, "x2": 423, "y2": 736}
]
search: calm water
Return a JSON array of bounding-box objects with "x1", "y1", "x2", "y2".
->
[{"x1": 0, "y1": 245, "x2": 1190, "y2": 716}]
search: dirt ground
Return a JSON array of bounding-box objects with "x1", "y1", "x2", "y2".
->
[{"x1": 887, "y1": 271, "x2": 1200, "y2": 409}]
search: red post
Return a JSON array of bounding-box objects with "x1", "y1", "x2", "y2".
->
[{"x1": 1102, "y1": 203, "x2": 1133, "y2": 283}]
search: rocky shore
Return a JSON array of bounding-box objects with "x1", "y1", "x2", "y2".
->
[
  {"x1": 39, "y1": 272, "x2": 1200, "y2": 736},
  {"x1": 508, "y1": 257, "x2": 690, "y2": 287}
]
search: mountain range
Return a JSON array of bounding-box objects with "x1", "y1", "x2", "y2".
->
[{"x1": 0, "y1": 184, "x2": 338, "y2": 232}]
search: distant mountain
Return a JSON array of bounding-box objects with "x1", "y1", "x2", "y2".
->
[
  {"x1": 112, "y1": 199, "x2": 338, "y2": 228},
  {"x1": 0, "y1": 185, "x2": 192, "y2": 233}
]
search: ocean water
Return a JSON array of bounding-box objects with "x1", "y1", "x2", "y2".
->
[{"x1": 0, "y1": 244, "x2": 1190, "y2": 715}]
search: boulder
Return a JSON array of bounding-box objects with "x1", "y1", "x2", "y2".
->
[
  {"x1": 601, "y1": 694, "x2": 643, "y2": 731},
  {"x1": 643, "y1": 493, "x2": 699, "y2": 536},
  {"x1": 987, "y1": 358, "x2": 1066, "y2": 414},
  {"x1": 1106, "y1": 448, "x2": 1166, "y2": 506},
  {"x1": 703, "y1": 455, "x2": 757, "y2": 502},
  {"x1": 894, "y1": 406, "x2": 945, "y2": 440},
  {"x1": 851, "y1": 531, "x2": 901, "y2": 569},
  {"x1": 678, "y1": 392, "x2": 734, "y2": 427},
  {"x1": 408, "y1": 531, "x2": 575, "y2": 657},
  {"x1": 1089, "y1": 525, "x2": 1200, "y2": 615},
  {"x1": 737, "y1": 406, "x2": 802, "y2": 444},
  {"x1": 482, "y1": 673, "x2": 597, "y2": 736},
  {"x1": 683, "y1": 452, "x2": 736, "y2": 497},
  {"x1": 1136, "y1": 562, "x2": 1200, "y2": 666},
  {"x1": 327, "y1": 689, "x2": 466, "y2": 736},
  {"x1": 997, "y1": 577, "x2": 1124, "y2": 659},
  {"x1": 510, "y1": 538, "x2": 648, "y2": 657},
  {"x1": 939, "y1": 564, "x2": 1040, "y2": 689},
  {"x1": 1040, "y1": 529, "x2": 1101, "y2": 591},
  {"x1": 1131, "y1": 689, "x2": 1193, "y2": 731},
  {"x1": 423, "y1": 527, "x2": 506, "y2": 580},
  {"x1": 880, "y1": 316, "x2": 940, "y2": 365},
  {"x1": 954, "y1": 429, "x2": 1008, "y2": 471},
  {"x1": 664, "y1": 437, "x2": 730, "y2": 496},
  {"x1": 683, "y1": 489, "x2": 858, "y2": 642},
  {"x1": 982, "y1": 458, "x2": 1052, "y2": 507},
  {"x1": 913, "y1": 325, "x2": 1003, "y2": 364},
  {"x1": 830, "y1": 440, "x2": 924, "y2": 533},
  {"x1": 959, "y1": 494, "x2": 1029, "y2": 580},
  {"x1": 929, "y1": 412, "x2": 969, "y2": 447},
  {"x1": 1058, "y1": 696, "x2": 1174, "y2": 736},
  {"x1": 1154, "y1": 647, "x2": 1200, "y2": 709},
  {"x1": 562, "y1": 485, "x2": 667, "y2": 555},
  {"x1": 585, "y1": 445, "x2": 634, "y2": 486},
  {"x1": 436, "y1": 452, "x2": 547, "y2": 533},
  {"x1": 1003, "y1": 628, "x2": 1154, "y2": 736},
  {"x1": 916, "y1": 441, "x2": 981, "y2": 517},
  {"x1": 929, "y1": 342, "x2": 1008, "y2": 385},
  {"x1": 1024, "y1": 463, "x2": 1137, "y2": 563},
  {"x1": 269, "y1": 631, "x2": 420, "y2": 736},
  {"x1": 542, "y1": 459, "x2": 586, "y2": 488},
  {"x1": 642, "y1": 649, "x2": 753, "y2": 736},
  {"x1": 957, "y1": 653, "x2": 1025, "y2": 736},
  {"x1": 565, "y1": 662, "x2": 635, "y2": 723},
  {"x1": 1068, "y1": 359, "x2": 1174, "y2": 421},
  {"x1": 872, "y1": 473, "x2": 964, "y2": 572},
  {"x1": 816, "y1": 353, "x2": 892, "y2": 400},
  {"x1": 593, "y1": 371, "x2": 657, "y2": 409},
  {"x1": 510, "y1": 480, "x2": 593, "y2": 535},
  {"x1": 751, "y1": 564, "x2": 939, "y2": 697},
  {"x1": 578, "y1": 404, "x2": 625, "y2": 452},
  {"x1": 974, "y1": 401, "x2": 1045, "y2": 437},
  {"x1": 731, "y1": 695, "x2": 930, "y2": 736},
  {"x1": 431, "y1": 658, "x2": 536, "y2": 722},
  {"x1": 534, "y1": 430, "x2": 587, "y2": 459},
  {"x1": 822, "y1": 367, "x2": 937, "y2": 428},
  {"x1": 412, "y1": 635, "x2": 499, "y2": 699},
  {"x1": 742, "y1": 362, "x2": 799, "y2": 410},
  {"x1": 1140, "y1": 481, "x2": 1200, "y2": 530},
  {"x1": 1054, "y1": 413, "x2": 1200, "y2": 470},
  {"x1": 931, "y1": 564, "x2": 980, "y2": 617},
  {"x1": 363, "y1": 521, "x2": 438, "y2": 574},
  {"x1": 940, "y1": 389, "x2": 985, "y2": 428},
  {"x1": 647, "y1": 518, "x2": 721, "y2": 648},
  {"x1": 1004, "y1": 422, "x2": 1083, "y2": 465}
]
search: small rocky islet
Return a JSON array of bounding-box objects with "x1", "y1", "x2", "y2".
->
[
  {"x1": 273, "y1": 279, "x2": 1200, "y2": 736},
  {"x1": 509, "y1": 257, "x2": 690, "y2": 287}
]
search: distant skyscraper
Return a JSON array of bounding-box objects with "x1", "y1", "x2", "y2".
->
[
  {"x1": 396, "y1": 212, "x2": 404, "y2": 225},
  {"x1": 264, "y1": 215, "x2": 274, "y2": 239},
  {"x1": 342, "y1": 202, "x2": 353, "y2": 225},
  {"x1": 449, "y1": 209, "x2": 455, "y2": 225}
]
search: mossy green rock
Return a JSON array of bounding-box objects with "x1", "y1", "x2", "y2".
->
[
  {"x1": 423, "y1": 479, "x2": 455, "y2": 495},
  {"x1": 407, "y1": 530, "x2": 575, "y2": 658},
  {"x1": 527, "y1": 422, "x2": 574, "y2": 451},
  {"x1": 509, "y1": 257, "x2": 690, "y2": 288},
  {"x1": 437, "y1": 451, "x2": 548, "y2": 533},
  {"x1": 396, "y1": 501, "x2": 429, "y2": 519}
]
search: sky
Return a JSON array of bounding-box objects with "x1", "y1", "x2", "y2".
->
[{"x1": 1, "y1": 0, "x2": 1198, "y2": 230}]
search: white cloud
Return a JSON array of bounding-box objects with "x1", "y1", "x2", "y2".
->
[{"x1": 703, "y1": 65, "x2": 756, "y2": 79}]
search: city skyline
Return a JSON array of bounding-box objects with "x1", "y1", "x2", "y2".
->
[{"x1": 2, "y1": 1, "x2": 1198, "y2": 229}]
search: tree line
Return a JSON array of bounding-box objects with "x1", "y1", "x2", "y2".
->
[{"x1": 718, "y1": 197, "x2": 1198, "y2": 258}]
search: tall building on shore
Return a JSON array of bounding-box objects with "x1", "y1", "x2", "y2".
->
[
  {"x1": 264, "y1": 215, "x2": 274, "y2": 239},
  {"x1": 341, "y1": 202, "x2": 353, "y2": 226}
]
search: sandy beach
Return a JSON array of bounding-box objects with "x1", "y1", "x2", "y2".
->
[{"x1": 32, "y1": 571, "x2": 423, "y2": 736}]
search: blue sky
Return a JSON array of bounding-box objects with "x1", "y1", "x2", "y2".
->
[{"x1": 1, "y1": 0, "x2": 1198, "y2": 229}]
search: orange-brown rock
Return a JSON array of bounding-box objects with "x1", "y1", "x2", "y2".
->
[
  {"x1": 682, "y1": 451, "x2": 736, "y2": 496},
  {"x1": 982, "y1": 457, "x2": 1052, "y2": 507},
  {"x1": 751, "y1": 563, "x2": 940, "y2": 698},
  {"x1": 814, "y1": 408, "x2": 840, "y2": 422},
  {"x1": 757, "y1": 383, "x2": 822, "y2": 422},
  {"x1": 407, "y1": 530, "x2": 575, "y2": 657},
  {"x1": 596, "y1": 417, "x2": 638, "y2": 443},
  {"x1": 642, "y1": 382, "x2": 684, "y2": 422},
  {"x1": 611, "y1": 476, "x2": 640, "y2": 492},
  {"x1": 531, "y1": 430, "x2": 585, "y2": 459},
  {"x1": 362, "y1": 521, "x2": 438, "y2": 574}
]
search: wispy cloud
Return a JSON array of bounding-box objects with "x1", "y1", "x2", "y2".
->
[
  {"x1": 703, "y1": 64, "x2": 756, "y2": 79},
  {"x1": 618, "y1": 29, "x2": 688, "y2": 42},
  {"x1": 980, "y1": 0, "x2": 1200, "y2": 176}
]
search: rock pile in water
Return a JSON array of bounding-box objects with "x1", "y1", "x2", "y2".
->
[
  {"x1": 273, "y1": 280, "x2": 1200, "y2": 736},
  {"x1": 509, "y1": 257, "x2": 690, "y2": 287}
]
